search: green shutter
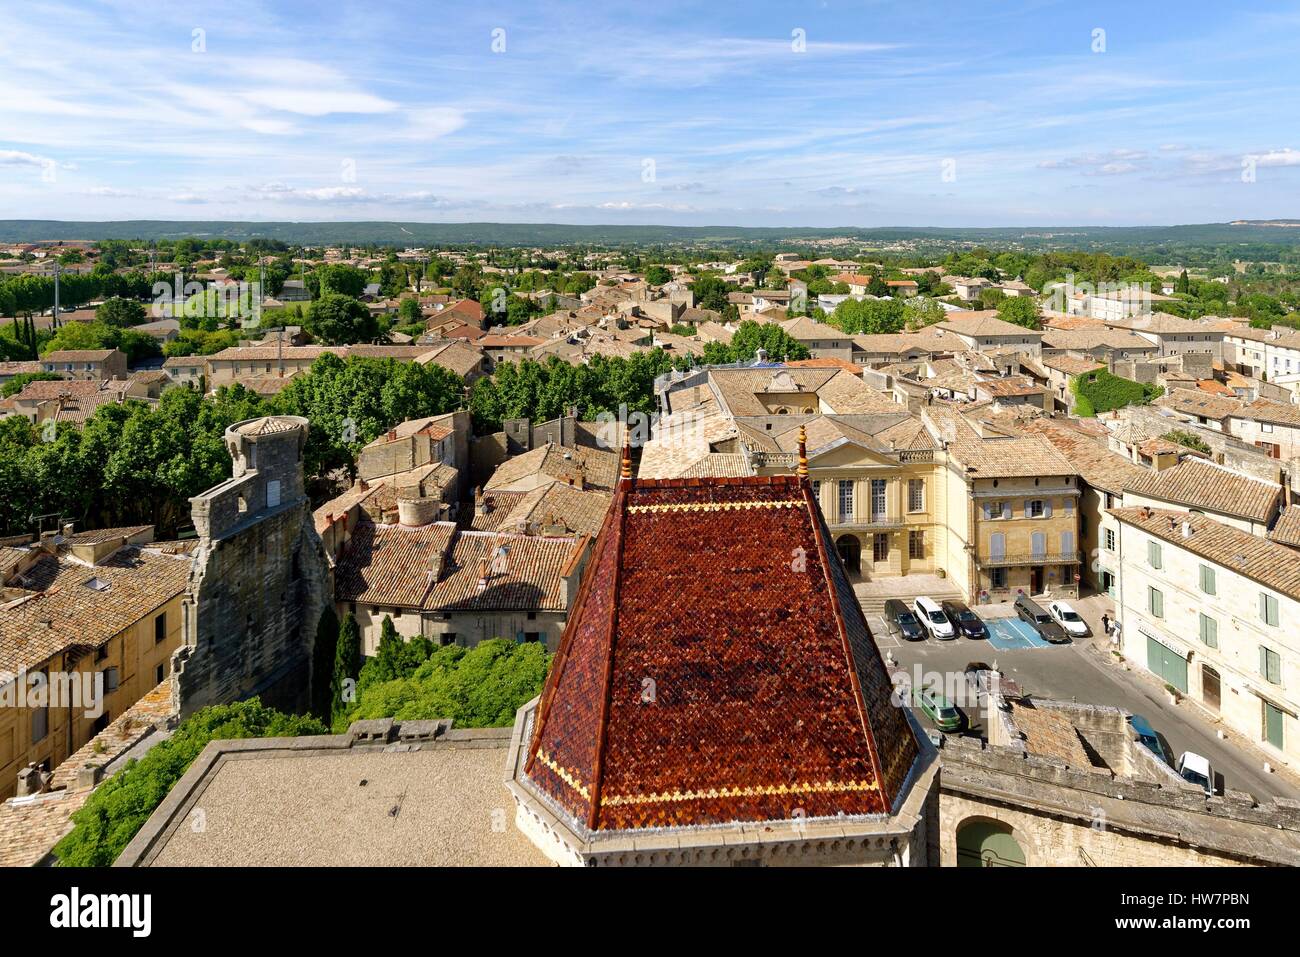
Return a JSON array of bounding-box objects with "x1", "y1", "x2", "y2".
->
[{"x1": 1264, "y1": 702, "x2": 1285, "y2": 750}]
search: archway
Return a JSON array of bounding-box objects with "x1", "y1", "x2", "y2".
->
[
  {"x1": 835, "y1": 534, "x2": 861, "y2": 575},
  {"x1": 956, "y1": 817, "x2": 1026, "y2": 867}
]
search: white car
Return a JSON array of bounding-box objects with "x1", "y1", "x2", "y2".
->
[
  {"x1": 1176, "y1": 751, "x2": 1216, "y2": 796},
  {"x1": 1048, "y1": 601, "x2": 1088, "y2": 637},
  {"x1": 913, "y1": 596, "x2": 955, "y2": 640}
]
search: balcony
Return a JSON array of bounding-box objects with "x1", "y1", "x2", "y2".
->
[
  {"x1": 981, "y1": 550, "x2": 1082, "y2": 568},
  {"x1": 830, "y1": 512, "x2": 907, "y2": 530}
]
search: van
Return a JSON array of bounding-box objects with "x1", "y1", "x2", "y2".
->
[
  {"x1": 1014, "y1": 594, "x2": 1068, "y2": 643},
  {"x1": 913, "y1": 596, "x2": 955, "y2": 639}
]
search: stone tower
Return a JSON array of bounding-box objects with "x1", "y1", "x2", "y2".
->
[{"x1": 173, "y1": 415, "x2": 331, "y2": 718}]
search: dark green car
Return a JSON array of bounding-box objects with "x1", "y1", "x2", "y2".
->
[{"x1": 914, "y1": 686, "x2": 963, "y2": 732}]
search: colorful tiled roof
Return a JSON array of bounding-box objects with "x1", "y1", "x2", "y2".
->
[{"x1": 523, "y1": 474, "x2": 920, "y2": 832}]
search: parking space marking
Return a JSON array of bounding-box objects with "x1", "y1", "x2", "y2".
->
[{"x1": 985, "y1": 617, "x2": 1050, "y2": 650}]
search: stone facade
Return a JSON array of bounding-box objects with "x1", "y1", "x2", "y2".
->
[{"x1": 173, "y1": 416, "x2": 331, "y2": 718}]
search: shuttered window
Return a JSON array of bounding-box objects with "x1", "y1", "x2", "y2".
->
[
  {"x1": 1260, "y1": 646, "x2": 1282, "y2": 685},
  {"x1": 1148, "y1": 586, "x2": 1164, "y2": 618},
  {"x1": 1148, "y1": 541, "x2": 1163, "y2": 569},
  {"x1": 1260, "y1": 592, "x2": 1280, "y2": 628},
  {"x1": 1199, "y1": 565, "x2": 1216, "y2": 595},
  {"x1": 1199, "y1": 613, "x2": 1218, "y2": 648}
]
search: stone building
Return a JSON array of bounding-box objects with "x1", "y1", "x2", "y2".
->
[{"x1": 172, "y1": 415, "x2": 331, "y2": 718}]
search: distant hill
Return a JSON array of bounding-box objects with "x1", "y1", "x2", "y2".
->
[{"x1": 2, "y1": 219, "x2": 1299, "y2": 249}]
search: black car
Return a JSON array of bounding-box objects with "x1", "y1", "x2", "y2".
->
[
  {"x1": 883, "y1": 598, "x2": 926, "y2": 641},
  {"x1": 941, "y1": 600, "x2": 986, "y2": 639},
  {"x1": 1014, "y1": 594, "x2": 1069, "y2": 643}
]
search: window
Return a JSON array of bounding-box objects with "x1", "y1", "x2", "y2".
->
[
  {"x1": 811, "y1": 480, "x2": 820, "y2": 502},
  {"x1": 986, "y1": 501, "x2": 1005, "y2": 519},
  {"x1": 908, "y1": 479, "x2": 925, "y2": 513},
  {"x1": 1031, "y1": 531, "x2": 1046, "y2": 558},
  {"x1": 908, "y1": 530, "x2": 924, "y2": 560},
  {"x1": 1262, "y1": 422, "x2": 1274, "y2": 434},
  {"x1": 1060, "y1": 530, "x2": 1075, "y2": 556},
  {"x1": 1264, "y1": 701, "x2": 1285, "y2": 750},
  {"x1": 31, "y1": 705, "x2": 48, "y2": 745},
  {"x1": 154, "y1": 612, "x2": 167, "y2": 644},
  {"x1": 1104, "y1": 528, "x2": 1116, "y2": 552},
  {"x1": 873, "y1": 533, "x2": 889, "y2": 563},
  {"x1": 1199, "y1": 613, "x2": 1218, "y2": 649},
  {"x1": 1260, "y1": 593, "x2": 1280, "y2": 627},
  {"x1": 1260, "y1": 646, "x2": 1282, "y2": 685},
  {"x1": 1027, "y1": 499, "x2": 1045, "y2": 518},
  {"x1": 1199, "y1": 565, "x2": 1216, "y2": 596},
  {"x1": 1148, "y1": 586, "x2": 1164, "y2": 618},
  {"x1": 527, "y1": 611, "x2": 537, "y2": 620},
  {"x1": 524, "y1": 632, "x2": 541, "y2": 644},
  {"x1": 838, "y1": 481, "x2": 854, "y2": 523},
  {"x1": 989, "y1": 532, "x2": 1006, "y2": 559},
  {"x1": 990, "y1": 567, "x2": 1007, "y2": 589},
  {"x1": 103, "y1": 667, "x2": 120, "y2": 693},
  {"x1": 156, "y1": 663, "x2": 166, "y2": 685},
  {"x1": 870, "y1": 479, "x2": 887, "y2": 520},
  {"x1": 266, "y1": 479, "x2": 281, "y2": 508},
  {"x1": 1148, "y1": 540, "x2": 1163, "y2": 570}
]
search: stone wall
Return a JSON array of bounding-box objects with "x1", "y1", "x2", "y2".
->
[{"x1": 174, "y1": 417, "x2": 332, "y2": 718}]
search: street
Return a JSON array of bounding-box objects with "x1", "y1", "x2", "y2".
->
[{"x1": 872, "y1": 594, "x2": 1300, "y2": 802}]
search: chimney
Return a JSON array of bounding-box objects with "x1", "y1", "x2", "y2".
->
[
  {"x1": 16, "y1": 763, "x2": 50, "y2": 797},
  {"x1": 474, "y1": 486, "x2": 487, "y2": 515},
  {"x1": 476, "y1": 557, "x2": 490, "y2": 593},
  {"x1": 62, "y1": 522, "x2": 74, "y2": 538},
  {"x1": 39, "y1": 531, "x2": 58, "y2": 555},
  {"x1": 1182, "y1": 520, "x2": 1192, "y2": 538}
]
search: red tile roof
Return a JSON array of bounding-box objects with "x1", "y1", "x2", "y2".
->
[{"x1": 523, "y1": 474, "x2": 918, "y2": 832}]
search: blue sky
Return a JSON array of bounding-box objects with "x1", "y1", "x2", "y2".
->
[{"x1": 2, "y1": 0, "x2": 1299, "y2": 227}]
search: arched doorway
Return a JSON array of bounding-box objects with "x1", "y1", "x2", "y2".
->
[
  {"x1": 835, "y1": 535, "x2": 861, "y2": 575},
  {"x1": 956, "y1": 818, "x2": 1026, "y2": 867}
]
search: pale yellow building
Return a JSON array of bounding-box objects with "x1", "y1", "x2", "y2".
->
[{"x1": 0, "y1": 527, "x2": 188, "y2": 800}]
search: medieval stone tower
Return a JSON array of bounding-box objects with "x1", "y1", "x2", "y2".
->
[{"x1": 173, "y1": 415, "x2": 331, "y2": 718}]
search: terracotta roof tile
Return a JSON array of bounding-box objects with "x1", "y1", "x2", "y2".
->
[{"x1": 1123, "y1": 457, "x2": 1280, "y2": 524}]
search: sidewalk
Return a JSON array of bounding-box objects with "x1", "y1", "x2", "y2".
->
[{"x1": 1072, "y1": 591, "x2": 1300, "y2": 795}]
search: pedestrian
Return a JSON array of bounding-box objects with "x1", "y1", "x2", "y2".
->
[{"x1": 1101, "y1": 613, "x2": 1110, "y2": 636}]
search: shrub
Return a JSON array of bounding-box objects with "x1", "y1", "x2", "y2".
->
[
  {"x1": 336, "y1": 638, "x2": 551, "y2": 731},
  {"x1": 53, "y1": 700, "x2": 325, "y2": 866},
  {"x1": 1075, "y1": 370, "x2": 1161, "y2": 414}
]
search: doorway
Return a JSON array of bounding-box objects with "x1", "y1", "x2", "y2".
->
[
  {"x1": 1030, "y1": 566, "x2": 1044, "y2": 594},
  {"x1": 1202, "y1": 665, "x2": 1221, "y2": 712},
  {"x1": 835, "y1": 535, "x2": 861, "y2": 575}
]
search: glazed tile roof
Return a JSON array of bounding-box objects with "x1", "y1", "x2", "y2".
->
[
  {"x1": 1111, "y1": 507, "x2": 1300, "y2": 602},
  {"x1": 1123, "y1": 457, "x2": 1280, "y2": 524},
  {"x1": 524, "y1": 474, "x2": 920, "y2": 832}
]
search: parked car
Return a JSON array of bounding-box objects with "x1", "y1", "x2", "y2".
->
[
  {"x1": 1014, "y1": 594, "x2": 1069, "y2": 643},
  {"x1": 883, "y1": 598, "x2": 925, "y2": 641},
  {"x1": 1048, "y1": 600, "x2": 1088, "y2": 637},
  {"x1": 1127, "y1": 714, "x2": 1171, "y2": 765},
  {"x1": 913, "y1": 596, "x2": 955, "y2": 640},
  {"x1": 914, "y1": 685, "x2": 963, "y2": 732},
  {"x1": 1176, "y1": 751, "x2": 1216, "y2": 796},
  {"x1": 942, "y1": 600, "x2": 987, "y2": 639}
]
